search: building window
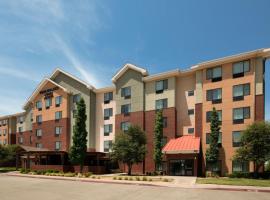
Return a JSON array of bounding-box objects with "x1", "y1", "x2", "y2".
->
[
  {"x1": 55, "y1": 126, "x2": 62, "y2": 136},
  {"x1": 55, "y1": 96, "x2": 62, "y2": 107},
  {"x1": 55, "y1": 111, "x2": 62, "y2": 121},
  {"x1": 121, "y1": 87, "x2": 131, "y2": 99},
  {"x1": 121, "y1": 121, "x2": 130, "y2": 132},
  {"x1": 30, "y1": 113, "x2": 33, "y2": 122},
  {"x1": 206, "y1": 160, "x2": 222, "y2": 173},
  {"x1": 36, "y1": 143, "x2": 42, "y2": 148},
  {"x1": 55, "y1": 141, "x2": 61, "y2": 151},
  {"x1": 232, "y1": 131, "x2": 242, "y2": 147},
  {"x1": 206, "y1": 66, "x2": 222, "y2": 82},
  {"x1": 104, "y1": 108, "x2": 113, "y2": 120},
  {"x1": 45, "y1": 98, "x2": 52, "y2": 109},
  {"x1": 104, "y1": 124, "x2": 112, "y2": 136},
  {"x1": 36, "y1": 129, "x2": 42, "y2": 137},
  {"x1": 233, "y1": 107, "x2": 250, "y2": 124},
  {"x1": 188, "y1": 128, "x2": 194, "y2": 134},
  {"x1": 233, "y1": 83, "x2": 250, "y2": 101},
  {"x1": 18, "y1": 127, "x2": 23, "y2": 133},
  {"x1": 121, "y1": 104, "x2": 131, "y2": 115},
  {"x1": 155, "y1": 99, "x2": 168, "y2": 110},
  {"x1": 162, "y1": 117, "x2": 167, "y2": 128},
  {"x1": 207, "y1": 88, "x2": 222, "y2": 104},
  {"x1": 104, "y1": 92, "x2": 113, "y2": 104},
  {"x1": 73, "y1": 94, "x2": 81, "y2": 103},
  {"x1": 188, "y1": 90, "x2": 194, "y2": 96},
  {"x1": 206, "y1": 110, "x2": 222, "y2": 123},
  {"x1": 156, "y1": 79, "x2": 168, "y2": 93},
  {"x1": 18, "y1": 137, "x2": 23, "y2": 144},
  {"x1": 233, "y1": 60, "x2": 250, "y2": 78},
  {"x1": 206, "y1": 132, "x2": 222, "y2": 145},
  {"x1": 36, "y1": 115, "x2": 42, "y2": 124},
  {"x1": 17, "y1": 116, "x2": 24, "y2": 124},
  {"x1": 188, "y1": 109, "x2": 194, "y2": 115},
  {"x1": 232, "y1": 161, "x2": 249, "y2": 172},
  {"x1": 36, "y1": 101, "x2": 42, "y2": 111},
  {"x1": 3, "y1": 129, "x2": 7, "y2": 136},
  {"x1": 104, "y1": 140, "x2": 112, "y2": 152}
]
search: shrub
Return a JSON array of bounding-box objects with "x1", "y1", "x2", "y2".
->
[
  {"x1": 228, "y1": 172, "x2": 250, "y2": 178},
  {"x1": 113, "y1": 177, "x2": 117, "y2": 180},
  {"x1": 142, "y1": 176, "x2": 147, "y2": 181},
  {"x1": 118, "y1": 177, "x2": 122, "y2": 180},
  {"x1": 97, "y1": 176, "x2": 100, "y2": 179},
  {"x1": 64, "y1": 172, "x2": 76, "y2": 177},
  {"x1": 83, "y1": 172, "x2": 92, "y2": 177},
  {"x1": 163, "y1": 178, "x2": 169, "y2": 182},
  {"x1": 129, "y1": 177, "x2": 133, "y2": 181},
  {"x1": 124, "y1": 177, "x2": 129, "y2": 180},
  {"x1": 148, "y1": 178, "x2": 152, "y2": 182},
  {"x1": 135, "y1": 176, "x2": 140, "y2": 181},
  {"x1": 92, "y1": 176, "x2": 96, "y2": 179}
]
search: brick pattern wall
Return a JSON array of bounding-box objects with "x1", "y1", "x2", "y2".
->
[
  {"x1": 195, "y1": 103, "x2": 202, "y2": 138},
  {"x1": 255, "y1": 94, "x2": 265, "y2": 121}
]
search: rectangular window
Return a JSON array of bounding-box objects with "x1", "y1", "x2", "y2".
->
[
  {"x1": 18, "y1": 127, "x2": 23, "y2": 133},
  {"x1": 233, "y1": 107, "x2": 250, "y2": 124},
  {"x1": 162, "y1": 117, "x2": 168, "y2": 128},
  {"x1": 121, "y1": 87, "x2": 131, "y2": 99},
  {"x1": 36, "y1": 143, "x2": 42, "y2": 148},
  {"x1": 206, "y1": 132, "x2": 222, "y2": 145},
  {"x1": 207, "y1": 88, "x2": 222, "y2": 104},
  {"x1": 188, "y1": 128, "x2": 194, "y2": 134},
  {"x1": 104, "y1": 92, "x2": 113, "y2": 103},
  {"x1": 232, "y1": 161, "x2": 249, "y2": 172},
  {"x1": 233, "y1": 60, "x2": 250, "y2": 78},
  {"x1": 55, "y1": 111, "x2": 62, "y2": 120},
  {"x1": 206, "y1": 66, "x2": 222, "y2": 82},
  {"x1": 55, "y1": 141, "x2": 61, "y2": 150},
  {"x1": 104, "y1": 108, "x2": 113, "y2": 120},
  {"x1": 36, "y1": 129, "x2": 42, "y2": 137},
  {"x1": 55, "y1": 126, "x2": 62, "y2": 136},
  {"x1": 36, "y1": 115, "x2": 42, "y2": 124},
  {"x1": 73, "y1": 94, "x2": 81, "y2": 103},
  {"x1": 17, "y1": 116, "x2": 24, "y2": 124},
  {"x1": 233, "y1": 83, "x2": 250, "y2": 101},
  {"x1": 206, "y1": 110, "x2": 222, "y2": 123},
  {"x1": 104, "y1": 124, "x2": 112, "y2": 136},
  {"x1": 104, "y1": 140, "x2": 112, "y2": 152},
  {"x1": 232, "y1": 131, "x2": 242, "y2": 147},
  {"x1": 188, "y1": 90, "x2": 194, "y2": 96},
  {"x1": 121, "y1": 121, "x2": 130, "y2": 132},
  {"x1": 0, "y1": 130, "x2": 2, "y2": 136},
  {"x1": 55, "y1": 96, "x2": 62, "y2": 107},
  {"x1": 45, "y1": 98, "x2": 52, "y2": 109},
  {"x1": 18, "y1": 137, "x2": 23, "y2": 144},
  {"x1": 155, "y1": 99, "x2": 168, "y2": 110},
  {"x1": 3, "y1": 129, "x2": 7, "y2": 136},
  {"x1": 188, "y1": 109, "x2": 194, "y2": 115},
  {"x1": 36, "y1": 101, "x2": 42, "y2": 111},
  {"x1": 121, "y1": 104, "x2": 131, "y2": 115},
  {"x1": 155, "y1": 79, "x2": 168, "y2": 93}
]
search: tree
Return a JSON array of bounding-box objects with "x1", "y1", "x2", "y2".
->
[
  {"x1": 234, "y1": 121, "x2": 270, "y2": 177},
  {"x1": 69, "y1": 98, "x2": 88, "y2": 173},
  {"x1": 111, "y1": 125, "x2": 147, "y2": 175},
  {"x1": 154, "y1": 110, "x2": 163, "y2": 171},
  {"x1": 0, "y1": 145, "x2": 19, "y2": 166},
  {"x1": 205, "y1": 107, "x2": 220, "y2": 172}
]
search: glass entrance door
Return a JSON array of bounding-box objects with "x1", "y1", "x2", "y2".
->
[{"x1": 169, "y1": 159, "x2": 194, "y2": 176}]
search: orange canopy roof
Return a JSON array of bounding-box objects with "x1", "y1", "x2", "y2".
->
[{"x1": 162, "y1": 135, "x2": 200, "y2": 154}]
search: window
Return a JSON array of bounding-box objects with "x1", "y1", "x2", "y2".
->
[
  {"x1": 3, "y1": 139, "x2": 7, "y2": 145},
  {"x1": 156, "y1": 79, "x2": 168, "y2": 93},
  {"x1": 3, "y1": 129, "x2": 6, "y2": 136},
  {"x1": 55, "y1": 127, "x2": 62, "y2": 136},
  {"x1": 18, "y1": 127, "x2": 23, "y2": 133},
  {"x1": 162, "y1": 117, "x2": 167, "y2": 128},
  {"x1": 104, "y1": 92, "x2": 113, "y2": 104},
  {"x1": 17, "y1": 116, "x2": 24, "y2": 124},
  {"x1": 55, "y1": 141, "x2": 61, "y2": 151},
  {"x1": 55, "y1": 96, "x2": 62, "y2": 107},
  {"x1": 55, "y1": 111, "x2": 62, "y2": 120},
  {"x1": 121, "y1": 104, "x2": 131, "y2": 115},
  {"x1": 121, "y1": 121, "x2": 130, "y2": 132},
  {"x1": 188, "y1": 109, "x2": 194, "y2": 115},
  {"x1": 188, "y1": 90, "x2": 194, "y2": 96},
  {"x1": 188, "y1": 128, "x2": 194, "y2": 134},
  {"x1": 73, "y1": 94, "x2": 81, "y2": 103},
  {"x1": 206, "y1": 132, "x2": 222, "y2": 145},
  {"x1": 45, "y1": 98, "x2": 52, "y2": 109},
  {"x1": 36, "y1": 115, "x2": 42, "y2": 124},
  {"x1": 121, "y1": 87, "x2": 131, "y2": 99},
  {"x1": 161, "y1": 137, "x2": 167, "y2": 147},
  {"x1": 232, "y1": 131, "x2": 242, "y2": 147},
  {"x1": 73, "y1": 110, "x2": 77, "y2": 118},
  {"x1": 18, "y1": 137, "x2": 23, "y2": 144},
  {"x1": 104, "y1": 140, "x2": 112, "y2": 152},
  {"x1": 36, "y1": 143, "x2": 42, "y2": 148},
  {"x1": 104, "y1": 124, "x2": 112, "y2": 136},
  {"x1": 30, "y1": 113, "x2": 33, "y2": 122},
  {"x1": 206, "y1": 110, "x2": 222, "y2": 123},
  {"x1": 36, "y1": 101, "x2": 42, "y2": 111},
  {"x1": 233, "y1": 60, "x2": 250, "y2": 78},
  {"x1": 233, "y1": 107, "x2": 250, "y2": 124},
  {"x1": 207, "y1": 88, "x2": 222, "y2": 103},
  {"x1": 233, "y1": 83, "x2": 250, "y2": 101},
  {"x1": 206, "y1": 66, "x2": 222, "y2": 82},
  {"x1": 155, "y1": 99, "x2": 168, "y2": 110},
  {"x1": 232, "y1": 161, "x2": 249, "y2": 172},
  {"x1": 206, "y1": 160, "x2": 222, "y2": 173},
  {"x1": 104, "y1": 108, "x2": 113, "y2": 120},
  {"x1": 36, "y1": 129, "x2": 42, "y2": 137}
]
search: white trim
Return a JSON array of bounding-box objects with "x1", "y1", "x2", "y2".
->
[
  {"x1": 143, "y1": 69, "x2": 180, "y2": 82},
  {"x1": 93, "y1": 86, "x2": 115, "y2": 93},
  {"x1": 112, "y1": 63, "x2": 148, "y2": 83},
  {"x1": 162, "y1": 149, "x2": 200, "y2": 154}
]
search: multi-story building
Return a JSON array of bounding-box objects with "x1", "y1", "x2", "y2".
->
[{"x1": 1, "y1": 48, "x2": 269, "y2": 176}]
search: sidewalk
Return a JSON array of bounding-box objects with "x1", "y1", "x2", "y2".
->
[{"x1": 4, "y1": 172, "x2": 270, "y2": 193}]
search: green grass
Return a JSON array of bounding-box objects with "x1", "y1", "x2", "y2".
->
[
  {"x1": 196, "y1": 177, "x2": 270, "y2": 187},
  {"x1": 0, "y1": 167, "x2": 18, "y2": 173}
]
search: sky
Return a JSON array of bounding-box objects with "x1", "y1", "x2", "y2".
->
[{"x1": 0, "y1": 0, "x2": 269, "y2": 119}]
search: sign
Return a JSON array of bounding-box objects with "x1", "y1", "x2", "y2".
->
[{"x1": 40, "y1": 87, "x2": 59, "y2": 99}]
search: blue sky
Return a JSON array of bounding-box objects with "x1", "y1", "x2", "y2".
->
[{"x1": 0, "y1": 0, "x2": 269, "y2": 119}]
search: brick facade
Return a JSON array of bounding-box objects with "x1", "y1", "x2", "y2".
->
[{"x1": 255, "y1": 94, "x2": 265, "y2": 121}]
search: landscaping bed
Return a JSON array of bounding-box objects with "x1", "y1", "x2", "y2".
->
[{"x1": 0, "y1": 167, "x2": 18, "y2": 173}]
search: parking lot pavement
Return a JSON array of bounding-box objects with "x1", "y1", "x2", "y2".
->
[{"x1": 0, "y1": 175, "x2": 269, "y2": 200}]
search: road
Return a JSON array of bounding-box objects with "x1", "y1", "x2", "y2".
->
[{"x1": 0, "y1": 175, "x2": 269, "y2": 200}]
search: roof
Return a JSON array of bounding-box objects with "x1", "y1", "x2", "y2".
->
[
  {"x1": 162, "y1": 135, "x2": 200, "y2": 154},
  {"x1": 143, "y1": 69, "x2": 180, "y2": 82},
  {"x1": 19, "y1": 145, "x2": 51, "y2": 152},
  {"x1": 93, "y1": 86, "x2": 116, "y2": 93},
  {"x1": 112, "y1": 63, "x2": 148, "y2": 83},
  {"x1": 0, "y1": 112, "x2": 26, "y2": 120}
]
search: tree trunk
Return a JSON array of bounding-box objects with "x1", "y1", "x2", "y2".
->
[
  {"x1": 253, "y1": 161, "x2": 258, "y2": 179},
  {"x1": 128, "y1": 163, "x2": 132, "y2": 176}
]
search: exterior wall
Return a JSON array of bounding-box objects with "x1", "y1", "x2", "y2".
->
[{"x1": 0, "y1": 118, "x2": 9, "y2": 145}]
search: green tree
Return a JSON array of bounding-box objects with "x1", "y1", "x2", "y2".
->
[
  {"x1": 111, "y1": 125, "x2": 147, "y2": 175},
  {"x1": 154, "y1": 110, "x2": 163, "y2": 171},
  {"x1": 205, "y1": 107, "x2": 220, "y2": 171},
  {"x1": 69, "y1": 98, "x2": 88, "y2": 173},
  {"x1": 234, "y1": 121, "x2": 270, "y2": 177},
  {"x1": 0, "y1": 145, "x2": 19, "y2": 166}
]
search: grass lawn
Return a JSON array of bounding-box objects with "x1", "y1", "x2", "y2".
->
[
  {"x1": 196, "y1": 177, "x2": 270, "y2": 187},
  {"x1": 0, "y1": 167, "x2": 18, "y2": 173}
]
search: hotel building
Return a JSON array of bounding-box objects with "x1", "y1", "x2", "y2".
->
[{"x1": 1, "y1": 48, "x2": 269, "y2": 176}]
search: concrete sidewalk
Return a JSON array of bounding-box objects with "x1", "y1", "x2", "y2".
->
[{"x1": 3, "y1": 172, "x2": 270, "y2": 193}]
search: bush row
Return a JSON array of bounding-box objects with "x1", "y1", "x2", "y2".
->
[
  {"x1": 227, "y1": 172, "x2": 270, "y2": 179},
  {"x1": 112, "y1": 176, "x2": 170, "y2": 182}
]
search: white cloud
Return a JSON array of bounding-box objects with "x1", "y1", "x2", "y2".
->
[{"x1": 0, "y1": 66, "x2": 39, "y2": 82}]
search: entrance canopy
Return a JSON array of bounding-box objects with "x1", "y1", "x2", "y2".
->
[{"x1": 162, "y1": 136, "x2": 200, "y2": 154}]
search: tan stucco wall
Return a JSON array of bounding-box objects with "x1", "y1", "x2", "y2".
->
[
  {"x1": 196, "y1": 70, "x2": 203, "y2": 104},
  {"x1": 255, "y1": 57, "x2": 264, "y2": 95}
]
